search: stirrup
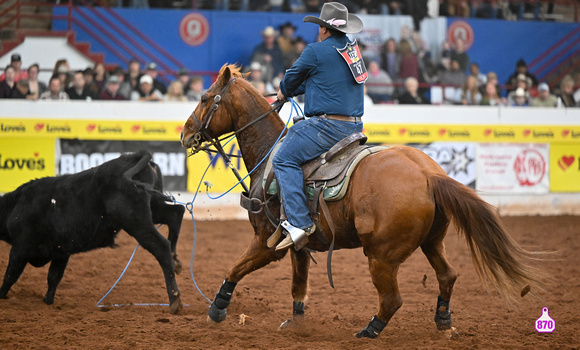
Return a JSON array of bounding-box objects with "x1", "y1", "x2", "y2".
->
[
  {"x1": 267, "y1": 223, "x2": 284, "y2": 248},
  {"x1": 275, "y1": 221, "x2": 315, "y2": 251}
]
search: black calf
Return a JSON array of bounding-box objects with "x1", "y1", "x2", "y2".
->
[{"x1": 0, "y1": 150, "x2": 185, "y2": 313}]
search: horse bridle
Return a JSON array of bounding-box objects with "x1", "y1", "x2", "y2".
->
[
  {"x1": 187, "y1": 77, "x2": 236, "y2": 153},
  {"x1": 186, "y1": 77, "x2": 284, "y2": 193}
]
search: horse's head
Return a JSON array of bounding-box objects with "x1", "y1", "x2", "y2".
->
[{"x1": 181, "y1": 64, "x2": 243, "y2": 153}]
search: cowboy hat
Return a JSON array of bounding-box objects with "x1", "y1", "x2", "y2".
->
[
  {"x1": 261, "y1": 26, "x2": 278, "y2": 37},
  {"x1": 303, "y1": 2, "x2": 363, "y2": 34}
]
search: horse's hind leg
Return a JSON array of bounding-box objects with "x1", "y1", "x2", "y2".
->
[
  {"x1": 208, "y1": 235, "x2": 286, "y2": 323},
  {"x1": 357, "y1": 253, "x2": 403, "y2": 339},
  {"x1": 279, "y1": 249, "x2": 310, "y2": 329},
  {"x1": 420, "y1": 213, "x2": 458, "y2": 330}
]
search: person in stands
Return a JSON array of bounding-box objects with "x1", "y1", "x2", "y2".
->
[
  {"x1": 66, "y1": 70, "x2": 92, "y2": 100},
  {"x1": 0, "y1": 53, "x2": 28, "y2": 82},
  {"x1": 99, "y1": 75, "x2": 126, "y2": 100},
  {"x1": 131, "y1": 74, "x2": 163, "y2": 101},
  {"x1": 530, "y1": 82, "x2": 557, "y2": 107},
  {"x1": 0, "y1": 66, "x2": 16, "y2": 98},
  {"x1": 40, "y1": 76, "x2": 70, "y2": 100}
]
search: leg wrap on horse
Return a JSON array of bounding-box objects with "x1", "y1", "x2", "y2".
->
[
  {"x1": 208, "y1": 279, "x2": 237, "y2": 322},
  {"x1": 434, "y1": 295, "x2": 452, "y2": 330},
  {"x1": 356, "y1": 315, "x2": 388, "y2": 339},
  {"x1": 293, "y1": 301, "x2": 305, "y2": 316}
]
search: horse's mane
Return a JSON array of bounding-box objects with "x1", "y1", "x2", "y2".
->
[
  {"x1": 218, "y1": 63, "x2": 245, "y2": 79},
  {"x1": 218, "y1": 63, "x2": 269, "y2": 105}
]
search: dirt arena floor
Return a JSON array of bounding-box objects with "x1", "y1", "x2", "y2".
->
[{"x1": 1, "y1": 215, "x2": 579, "y2": 349}]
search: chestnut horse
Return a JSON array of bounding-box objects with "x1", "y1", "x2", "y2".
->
[{"x1": 181, "y1": 65, "x2": 544, "y2": 338}]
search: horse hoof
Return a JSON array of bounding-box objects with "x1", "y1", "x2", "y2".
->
[
  {"x1": 208, "y1": 303, "x2": 227, "y2": 322},
  {"x1": 356, "y1": 328, "x2": 379, "y2": 339},
  {"x1": 43, "y1": 296, "x2": 54, "y2": 305},
  {"x1": 435, "y1": 313, "x2": 452, "y2": 330},
  {"x1": 170, "y1": 296, "x2": 182, "y2": 315}
]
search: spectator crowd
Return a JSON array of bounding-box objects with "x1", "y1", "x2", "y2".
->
[
  {"x1": 0, "y1": 54, "x2": 206, "y2": 102},
  {"x1": 1, "y1": 17, "x2": 579, "y2": 108}
]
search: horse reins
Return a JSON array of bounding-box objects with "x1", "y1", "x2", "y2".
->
[{"x1": 187, "y1": 77, "x2": 284, "y2": 193}]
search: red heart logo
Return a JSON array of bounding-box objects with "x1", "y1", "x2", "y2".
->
[
  {"x1": 132, "y1": 125, "x2": 141, "y2": 133},
  {"x1": 439, "y1": 128, "x2": 447, "y2": 136},
  {"x1": 558, "y1": 155, "x2": 575, "y2": 171},
  {"x1": 35, "y1": 123, "x2": 45, "y2": 132},
  {"x1": 87, "y1": 124, "x2": 96, "y2": 132},
  {"x1": 562, "y1": 129, "x2": 570, "y2": 137},
  {"x1": 176, "y1": 125, "x2": 183, "y2": 133},
  {"x1": 523, "y1": 129, "x2": 531, "y2": 137},
  {"x1": 34, "y1": 152, "x2": 39, "y2": 157},
  {"x1": 484, "y1": 128, "x2": 492, "y2": 136},
  {"x1": 399, "y1": 128, "x2": 407, "y2": 135}
]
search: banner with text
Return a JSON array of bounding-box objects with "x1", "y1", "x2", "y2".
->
[
  {"x1": 408, "y1": 142, "x2": 476, "y2": 188},
  {"x1": 363, "y1": 124, "x2": 580, "y2": 144},
  {"x1": 59, "y1": 140, "x2": 187, "y2": 191},
  {"x1": 476, "y1": 143, "x2": 549, "y2": 194},
  {"x1": 550, "y1": 143, "x2": 580, "y2": 192},
  {"x1": 0, "y1": 138, "x2": 56, "y2": 192},
  {"x1": 0, "y1": 119, "x2": 183, "y2": 141}
]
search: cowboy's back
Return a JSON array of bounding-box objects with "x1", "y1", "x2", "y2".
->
[{"x1": 280, "y1": 35, "x2": 364, "y2": 118}]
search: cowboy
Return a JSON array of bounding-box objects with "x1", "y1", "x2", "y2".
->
[{"x1": 273, "y1": 2, "x2": 366, "y2": 251}]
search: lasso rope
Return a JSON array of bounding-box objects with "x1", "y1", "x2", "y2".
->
[{"x1": 97, "y1": 98, "x2": 302, "y2": 309}]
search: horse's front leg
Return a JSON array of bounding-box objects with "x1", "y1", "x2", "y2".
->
[
  {"x1": 208, "y1": 234, "x2": 287, "y2": 323},
  {"x1": 279, "y1": 249, "x2": 310, "y2": 329}
]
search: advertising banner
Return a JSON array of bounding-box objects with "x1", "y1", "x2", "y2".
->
[
  {"x1": 0, "y1": 138, "x2": 56, "y2": 192},
  {"x1": 0, "y1": 119, "x2": 183, "y2": 141},
  {"x1": 59, "y1": 140, "x2": 187, "y2": 191},
  {"x1": 3, "y1": 118, "x2": 580, "y2": 145},
  {"x1": 409, "y1": 142, "x2": 476, "y2": 188},
  {"x1": 550, "y1": 143, "x2": 580, "y2": 192},
  {"x1": 186, "y1": 140, "x2": 248, "y2": 194},
  {"x1": 476, "y1": 143, "x2": 549, "y2": 194},
  {"x1": 363, "y1": 124, "x2": 580, "y2": 144}
]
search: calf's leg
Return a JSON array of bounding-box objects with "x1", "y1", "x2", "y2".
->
[
  {"x1": 150, "y1": 195, "x2": 185, "y2": 274},
  {"x1": 43, "y1": 255, "x2": 70, "y2": 305},
  {"x1": 126, "y1": 225, "x2": 182, "y2": 314},
  {"x1": 0, "y1": 248, "x2": 27, "y2": 299}
]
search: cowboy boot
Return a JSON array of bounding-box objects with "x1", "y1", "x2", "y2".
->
[{"x1": 275, "y1": 221, "x2": 316, "y2": 251}]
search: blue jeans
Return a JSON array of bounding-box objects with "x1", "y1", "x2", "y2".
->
[{"x1": 272, "y1": 116, "x2": 363, "y2": 229}]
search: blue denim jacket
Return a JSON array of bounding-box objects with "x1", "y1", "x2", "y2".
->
[{"x1": 279, "y1": 34, "x2": 364, "y2": 118}]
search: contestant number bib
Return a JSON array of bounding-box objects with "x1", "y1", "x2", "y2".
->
[{"x1": 336, "y1": 40, "x2": 367, "y2": 84}]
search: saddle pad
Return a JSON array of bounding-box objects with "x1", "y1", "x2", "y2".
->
[{"x1": 264, "y1": 145, "x2": 388, "y2": 202}]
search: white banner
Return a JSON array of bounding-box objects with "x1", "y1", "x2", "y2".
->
[
  {"x1": 411, "y1": 142, "x2": 476, "y2": 188},
  {"x1": 476, "y1": 143, "x2": 549, "y2": 194}
]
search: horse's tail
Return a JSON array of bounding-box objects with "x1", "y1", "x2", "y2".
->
[{"x1": 428, "y1": 173, "x2": 547, "y2": 304}]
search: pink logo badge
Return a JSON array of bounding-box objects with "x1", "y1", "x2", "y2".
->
[{"x1": 535, "y1": 307, "x2": 555, "y2": 333}]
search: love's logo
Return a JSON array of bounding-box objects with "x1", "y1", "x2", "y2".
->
[{"x1": 558, "y1": 155, "x2": 575, "y2": 171}]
